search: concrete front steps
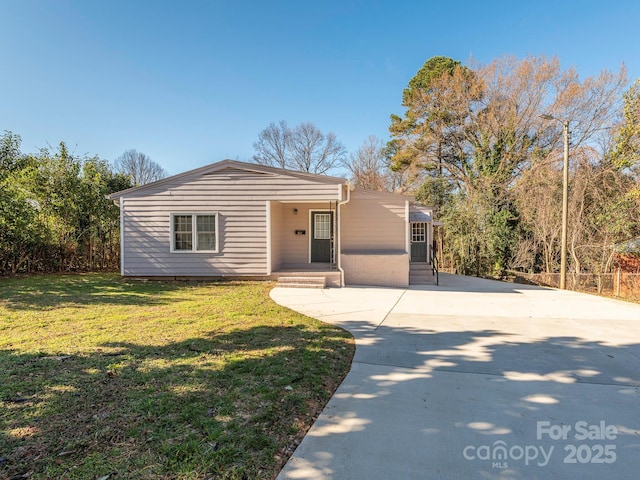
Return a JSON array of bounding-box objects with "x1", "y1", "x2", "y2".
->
[
  {"x1": 276, "y1": 276, "x2": 327, "y2": 288},
  {"x1": 272, "y1": 269, "x2": 342, "y2": 288},
  {"x1": 273, "y1": 265, "x2": 437, "y2": 288},
  {"x1": 410, "y1": 263, "x2": 435, "y2": 285}
]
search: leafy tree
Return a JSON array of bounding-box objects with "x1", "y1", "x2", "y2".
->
[
  {"x1": 0, "y1": 131, "x2": 25, "y2": 176},
  {"x1": 414, "y1": 176, "x2": 454, "y2": 208},
  {"x1": 114, "y1": 149, "x2": 167, "y2": 186},
  {"x1": 402, "y1": 56, "x2": 462, "y2": 105},
  {"x1": 441, "y1": 189, "x2": 518, "y2": 277},
  {"x1": 0, "y1": 131, "x2": 131, "y2": 274},
  {"x1": 390, "y1": 56, "x2": 477, "y2": 181},
  {"x1": 610, "y1": 78, "x2": 640, "y2": 169},
  {"x1": 390, "y1": 55, "x2": 629, "y2": 277},
  {"x1": 0, "y1": 151, "x2": 44, "y2": 274}
]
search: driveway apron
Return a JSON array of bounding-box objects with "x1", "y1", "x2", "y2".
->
[{"x1": 271, "y1": 273, "x2": 640, "y2": 480}]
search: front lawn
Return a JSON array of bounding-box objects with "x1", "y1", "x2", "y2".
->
[{"x1": 0, "y1": 274, "x2": 354, "y2": 479}]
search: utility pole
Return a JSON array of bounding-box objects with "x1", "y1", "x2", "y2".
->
[
  {"x1": 560, "y1": 120, "x2": 569, "y2": 290},
  {"x1": 540, "y1": 114, "x2": 570, "y2": 290}
]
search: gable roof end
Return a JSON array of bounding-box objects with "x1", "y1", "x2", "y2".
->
[{"x1": 107, "y1": 159, "x2": 347, "y2": 200}]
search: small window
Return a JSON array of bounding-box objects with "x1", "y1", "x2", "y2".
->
[
  {"x1": 171, "y1": 213, "x2": 218, "y2": 252},
  {"x1": 412, "y1": 222, "x2": 426, "y2": 243}
]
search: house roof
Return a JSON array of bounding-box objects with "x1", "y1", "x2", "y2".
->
[
  {"x1": 409, "y1": 211, "x2": 432, "y2": 222},
  {"x1": 107, "y1": 159, "x2": 348, "y2": 200},
  {"x1": 351, "y1": 186, "x2": 416, "y2": 202},
  {"x1": 107, "y1": 159, "x2": 431, "y2": 204}
]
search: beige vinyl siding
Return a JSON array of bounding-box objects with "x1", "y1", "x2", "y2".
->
[
  {"x1": 340, "y1": 190, "x2": 407, "y2": 252},
  {"x1": 279, "y1": 203, "x2": 333, "y2": 266},
  {"x1": 269, "y1": 202, "x2": 284, "y2": 272},
  {"x1": 121, "y1": 167, "x2": 340, "y2": 277},
  {"x1": 338, "y1": 190, "x2": 409, "y2": 287},
  {"x1": 269, "y1": 202, "x2": 337, "y2": 270}
]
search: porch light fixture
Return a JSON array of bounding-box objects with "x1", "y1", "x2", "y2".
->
[{"x1": 539, "y1": 113, "x2": 570, "y2": 290}]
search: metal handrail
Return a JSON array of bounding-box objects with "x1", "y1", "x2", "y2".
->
[{"x1": 431, "y1": 243, "x2": 439, "y2": 286}]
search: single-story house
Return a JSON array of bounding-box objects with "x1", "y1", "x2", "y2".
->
[{"x1": 108, "y1": 160, "x2": 436, "y2": 288}]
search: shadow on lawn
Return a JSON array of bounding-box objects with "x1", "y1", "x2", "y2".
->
[
  {"x1": 0, "y1": 324, "x2": 353, "y2": 479},
  {"x1": 0, "y1": 274, "x2": 195, "y2": 310}
]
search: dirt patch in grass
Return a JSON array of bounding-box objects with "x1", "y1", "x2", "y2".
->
[{"x1": 0, "y1": 274, "x2": 354, "y2": 479}]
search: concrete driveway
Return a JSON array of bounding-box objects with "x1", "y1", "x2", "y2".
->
[{"x1": 271, "y1": 273, "x2": 640, "y2": 479}]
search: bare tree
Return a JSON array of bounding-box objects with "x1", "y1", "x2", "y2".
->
[
  {"x1": 514, "y1": 159, "x2": 563, "y2": 273},
  {"x1": 289, "y1": 122, "x2": 346, "y2": 175},
  {"x1": 514, "y1": 137, "x2": 640, "y2": 283},
  {"x1": 345, "y1": 135, "x2": 391, "y2": 191},
  {"x1": 252, "y1": 120, "x2": 289, "y2": 169},
  {"x1": 252, "y1": 121, "x2": 346, "y2": 175},
  {"x1": 113, "y1": 149, "x2": 167, "y2": 186},
  {"x1": 567, "y1": 146, "x2": 640, "y2": 278}
]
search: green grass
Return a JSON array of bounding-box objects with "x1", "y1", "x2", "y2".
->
[{"x1": 0, "y1": 274, "x2": 354, "y2": 479}]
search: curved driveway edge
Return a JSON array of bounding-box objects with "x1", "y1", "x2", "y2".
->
[{"x1": 271, "y1": 273, "x2": 640, "y2": 480}]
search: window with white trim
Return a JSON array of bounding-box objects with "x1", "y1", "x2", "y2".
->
[
  {"x1": 411, "y1": 222, "x2": 426, "y2": 243},
  {"x1": 171, "y1": 213, "x2": 218, "y2": 252}
]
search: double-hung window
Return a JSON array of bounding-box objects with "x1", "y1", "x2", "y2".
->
[{"x1": 171, "y1": 213, "x2": 218, "y2": 252}]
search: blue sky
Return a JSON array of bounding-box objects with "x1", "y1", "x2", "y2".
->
[{"x1": 2, "y1": 0, "x2": 639, "y2": 175}]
